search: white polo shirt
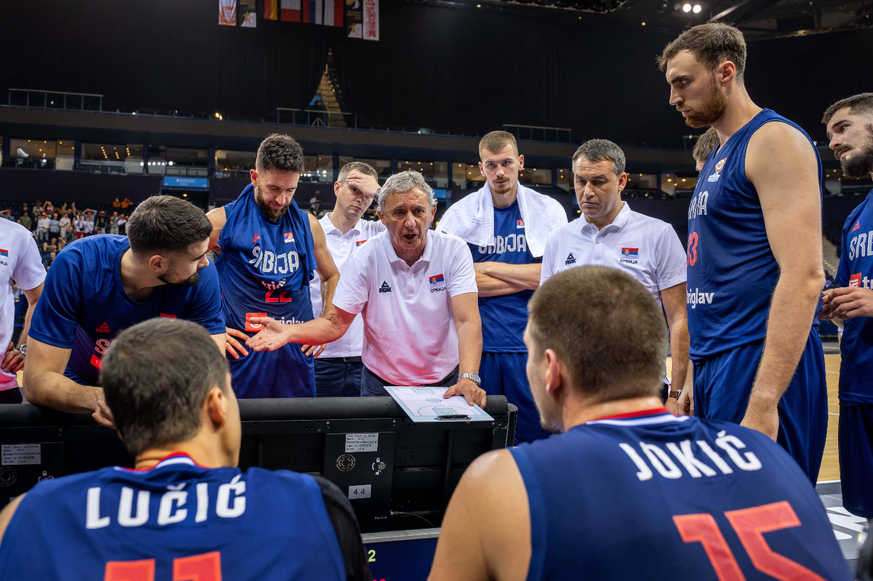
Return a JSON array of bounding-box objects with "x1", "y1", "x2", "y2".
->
[
  {"x1": 310, "y1": 213, "x2": 386, "y2": 358},
  {"x1": 332, "y1": 230, "x2": 477, "y2": 385},
  {"x1": 0, "y1": 220, "x2": 46, "y2": 390},
  {"x1": 541, "y1": 203, "x2": 686, "y2": 307}
]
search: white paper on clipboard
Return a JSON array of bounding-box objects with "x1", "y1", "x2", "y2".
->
[{"x1": 385, "y1": 386, "x2": 493, "y2": 423}]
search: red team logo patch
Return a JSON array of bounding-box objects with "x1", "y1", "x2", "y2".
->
[
  {"x1": 853, "y1": 221, "x2": 861, "y2": 233},
  {"x1": 284, "y1": 232, "x2": 295, "y2": 244},
  {"x1": 90, "y1": 354, "x2": 102, "y2": 370},
  {"x1": 356, "y1": 239, "x2": 367, "y2": 247},
  {"x1": 850, "y1": 273, "x2": 863, "y2": 288},
  {"x1": 245, "y1": 312, "x2": 268, "y2": 332},
  {"x1": 516, "y1": 219, "x2": 524, "y2": 229}
]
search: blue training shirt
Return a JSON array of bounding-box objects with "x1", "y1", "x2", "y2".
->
[
  {"x1": 510, "y1": 409, "x2": 851, "y2": 580},
  {"x1": 686, "y1": 109, "x2": 823, "y2": 359},
  {"x1": 214, "y1": 186, "x2": 317, "y2": 335},
  {"x1": 836, "y1": 189, "x2": 873, "y2": 405},
  {"x1": 0, "y1": 453, "x2": 346, "y2": 580},
  {"x1": 28, "y1": 236, "x2": 225, "y2": 385},
  {"x1": 470, "y1": 201, "x2": 540, "y2": 352}
]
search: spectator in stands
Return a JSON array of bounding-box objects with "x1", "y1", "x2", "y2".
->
[
  {"x1": 119, "y1": 214, "x2": 128, "y2": 235},
  {"x1": 0, "y1": 210, "x2": 13, "y2": 222},
  {"x1": 74, "y1": 213, "x2": 85, "y2": 239},
  {"x1": 540, "y1": 139, "x2": 690, "y2": 413},
  {"x1": 109, "y1": 211, "x2": 120, "y2": 235},
  {"x1": 36, "y1": 213, "x2": 50, "y2": 243},
  {"x1": 307, "y1": 161, "x2": 384, "y2": 398},
  {"x1": 58, "y1": 212, "x2": 71, "y2": 242},
  {"x1": 0, "y1": 318, "x2": 371, "y2": 580},
  {"x1": 82, "y1": 210, "x2": 95, "y2": 236},
  {"x1": 112, "y1": 197, "x2": 121, "y2": 209},
  {"x1": 428, "y1": 266, "x2": 852, "y2": 581},
  {"x1": 247, "y1": 171, "x2": 486, "y2": 407},
  {"x1": 18, "y1": 211, "x2": 31, "y2": 234},
  {"x1": 436, "y1": 130, "x2": 567, "y2": 443},
  {"x1": 309, "y1": 192, "x2": 321, "y2": 216},
  {"x1": 820, "y1": 92, "x2": 873, "y2": 524},
  {"x1": 693, "y1": 127, "x2": 720, "y2": 172},
  {"x1": 23, "y1": 196, "x2": 225, "y2": 428},
  {"x1": 49, "y1": 213, "x2": 60, "y2": 239},
  {"x1": 0, "y1": 216, "x2": 45, "y2": 404},
  {"x1": 95, "y1": 211, "x2": 108, "y2": 234},
  {"x1": 42, "y1": 251, "x2": 56, "y2": 269},
  {"x1": 121, "y1": 197, "x2": 133, "y2": 209},
  {"x1": 44, "y1": 201, "x2": 54, "y2": 216},
  {"x1": 32, "y1": 202, "x2": 43, "y2": 217},
  {"x1": 42, "y1": 237, "x2": 58, "y2": 256}
]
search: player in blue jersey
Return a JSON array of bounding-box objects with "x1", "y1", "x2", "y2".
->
[
  {"x1": 429, "y1": 266, "x2": 851, "y2": 581},
  {"x1": 820, "y1": 93, "x2": 873, "y2": 521},
  {"x1": 22, "y1": 196, "x2": 225, "y2": 427},
  {"x1": 209, "y1": 134, "x2": 340, "y2": 398},
  {"x1": 437, "y1": 131, "x2": 567, "y2": 442},
  {"x1": 0, "y1": 318, "x2": 370, "y2": 580},
  {"x1": 659, "y1": 24, "x2": 827, "y2": 482}
]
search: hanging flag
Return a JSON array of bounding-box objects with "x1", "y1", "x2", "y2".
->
[
  {"x1": 281, "y1": 0, "x2": 301, "y2": 22},
  {"x1": 303, "y1": 0, "x2": 324, "y2": 24},
  {"x1": 239, "y1": 0, "x2": 257, "y2": 26},
  {"x1": 323, "y1": 0, "x2": 343, "y2": 27},
  {"x1": 346, "y1": 0, "x2": 363, "y2": 37},
  {"x1": 363, "y1": 0, "x2": 378, "y2": 40},
  {"x1": 219, "y1": 0, "x2": 238, "y2": 25},
  {"x1": 264, "y1": 0, "x2": 278, "y2": 20}
]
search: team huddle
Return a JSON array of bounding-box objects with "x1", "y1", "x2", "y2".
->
[{"x1": 0, "y1": 21, "x2": 870, "y2": 580}]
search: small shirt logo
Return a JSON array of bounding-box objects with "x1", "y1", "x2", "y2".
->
[
  {"x1": 356, "y1": 239, "x2": 367, "y2": 247},
  {"x1": 0, "y1": 249, "x2": 8, "y2": 258},
  {"x1": 565, "y1": 253, "x2": 576, "y2": 265},
  {"x1": 715, "y1": 158, "x2": 726, "y2": 172},
  {"x1": 429, "y1": 274, "x2": 445, "y2": 285},
  {"x1": 516, "y1": 219, "x2": 525, "y2": 229},
  {"x1": 621, "y1": 248, "x2": 639, "y2": 258},
  {"x1": 90, "y1": 355, "x2": 102, "y2": 370},
  {"x1": 95, "y1": 322, "x2": 111, "y2": 334},
  {"x1": 252, "y1": 233, "x2": 260, "y2": 244},
  {"x1": 850, "y1": 273, "x2": 863, "y2": 288},
  {"x1": 245, "y1": 312, "x2": 268, "y2": 332},
  {"x1": 852, "y1": 220, "x2": 861, "y2": 233},
  {"x1": 379, "y1": 281, "x2": 392, "y2": 294},
  {"x1": 284, "y1": 232, "x2": 295, "y2": 244},
  {"x1": 159, "y1": 313, "x2": 177, "y2": 319},
  {"x1": 708, "y1": 158, "x2": 727, "y2": 182}
]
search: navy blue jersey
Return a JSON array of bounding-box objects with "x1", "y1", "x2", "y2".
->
[
  {"x1": 28, "y1": 236, "x2": 225, "y2": 385},
  {"x1": 510, "y1": 409, "x2": 850, "y2": 580},
  {"x1": 469, "y1": 201, "x2": 540, "y2": 352},
  {"x1": 0, "y1": 454, "x2": 346, "y2": 580},
  {"x1": 214, "y1": 187, "x2": 318, "y2": 397},
  {"x1": 836, "y1": 190, "x2": 873, "y2": 404},
  {"x1": 687, "y1": 109, "x2": 822, "y2": 358}
]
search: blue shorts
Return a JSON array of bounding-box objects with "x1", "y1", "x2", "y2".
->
[
  {"x1": 228, "y1": 346, "x2": 315, "y2": 398},
  {"x1": 839, "y1": 402, "x2": 873, "y2": 518},
  {"x1": 693, "y1": 330, "x2": 827, "y2": 483},
  {"x1": 480, "y1": 352, "x2": 550, "y2": 444}
]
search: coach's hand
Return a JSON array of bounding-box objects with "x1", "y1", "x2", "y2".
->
[
  {"x1": 444, "y1": 378, "x2": 487, "y2": 408},
  {"x1": 1, "y1": 342, "x2": 25, "y2": 375},
  {"x1": 93, "y1": 398, "x2": 116, "y2": 430},
  {"x1": 827, "y1": 286, "x2": 873, "y2": 319},
  {"x1": 740, "y1": 403, "x2": 779, "y2": 441},
  {"x1": 246, "y1": 317, "x2": 292, "y2": 352},
  {"x1": 301, "y1": 344, "x2": 327, "y2": 358},
  {"x1": 225, "y1": 327, "x2": 250, "y2": 359}
]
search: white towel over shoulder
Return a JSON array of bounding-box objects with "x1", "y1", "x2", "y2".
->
[{"x1": 436, "y1": 183, "x2": 567, "y2": 258}]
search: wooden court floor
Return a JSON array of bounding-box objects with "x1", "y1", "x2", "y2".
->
[{"x1": 668, "y1": 352, "x2": 842, "y2": 482}]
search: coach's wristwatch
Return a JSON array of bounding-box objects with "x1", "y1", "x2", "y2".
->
[
  {"x1": 668, "y1": 389, "x2": 682, "y2": 399},
  {"x1": 459, "y1": 373, "x2": 481, "y2": 387},
  {"x1": 17, "y1": 344, "x2": 26, "y2": 356}
]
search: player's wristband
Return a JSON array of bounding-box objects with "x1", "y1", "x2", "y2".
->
[{"x1": 668, "y1": 389, "x2": 682, "y2": 399}]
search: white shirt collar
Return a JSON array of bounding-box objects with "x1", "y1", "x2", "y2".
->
[
  {"x1": 581, "y1": 202, "x2": 632, "y2": 235},
  {"x1": 382, "y1": 230, "x2": 433, "y2": 266},
  {"x1": 321, "y1": 212, "x2": 362, "y2": 237}
]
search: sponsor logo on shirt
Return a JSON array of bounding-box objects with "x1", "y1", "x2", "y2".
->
[
  {"x1": 852, "y1": 220, "x2": 861, "y2": 233},
  {"x1": 707, "y1": 158, "x2": 727, "y2": 182},
  {"x1": 95, "y1": 322, "x2": 111, "y2": 334},
  {"x1": 429, "y1": 273, "x2": 447, "y2": 293},
  {"x1": 686, "y1": 287, "x2": 715, "y2": 309},
  {"x1": 565, "y1": 253, "x2": 576, "y2": 266},
  {"x1": 516, "y1": 219, "x2": 524, "y2": 229},
  {"x1": 620, "y1": 247, "x2": 639, "y2": 265},
  {"x1": 356, "y1": 239, "x2": 367, "y2": 247},
  {"x1": 252, "y1": 233, "x2": 260, "y2": 244},
  {"x1": 284, "y1": 232, "x2": 295, "y2": 244},
  {"x1": 159, "y1": 313, "x2": 177, "y2": 319},
  {"x1": 245, "y1": 312, "x2": 268, "y2": 332},
  {"x1": 379, "y1": 281, "x2": 392, "y2": 294},
  {"x1": 90, "y1": 354, "x2": 102, "y2": 370},
  {"x1": 850, "y1": 273, "x2": 863, "y2": 288}
]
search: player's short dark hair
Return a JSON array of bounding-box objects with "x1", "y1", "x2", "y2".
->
[
  {"x1": 658, "y1": 23, "x2": 747, "y2": 80},
  {"x1": 822, "y1": 93, "x2": 873, "y2": 125},
  {"x1": 527, "y1": 266, "x2": 667, "y2": 402},
  {"x1": 256, "y1": 133, "x2": 304, "y2": 173},
  {"x1": 479, "y1": 131, "x2": 519, "y2": 159},
  {"x1": 337, "y1": 161, "x2": 378, "y2": 184},
  {"x1": 101, "y1": 318, "x2": 229, "y2": 457},
  {"x1": 572, "y1": 139, "x2": 626, "y2": 176},
  {"x1": 693, "y1": 127, "x2": 721, "y2": 164},
  {"x1": 126, "y1": 196, "x2": 213, "y2": 256}
]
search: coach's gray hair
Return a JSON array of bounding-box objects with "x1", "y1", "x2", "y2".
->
[
  {"x1": 571, "y1": 139, "x2": 626, "y2": 176},
  {"x1": 377, "y1": 171, "x2": 436, "y2": 213}
]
